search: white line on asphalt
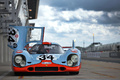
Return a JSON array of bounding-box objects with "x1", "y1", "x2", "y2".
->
[{"x1": 0, "y1": 70, "x2": 12, "y2": 80}]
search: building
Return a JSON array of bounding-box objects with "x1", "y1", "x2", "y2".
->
[{"x1": 0, "y1": 0, "x2": 39, "y2": 64}]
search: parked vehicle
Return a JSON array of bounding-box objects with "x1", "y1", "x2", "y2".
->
[{"x1": 8, "y1": 26, "x2": 81, "y2": 75}]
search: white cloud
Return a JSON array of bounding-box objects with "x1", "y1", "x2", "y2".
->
[{"x1": 29, "y1": 5, "x2": 120, "y2": 46}]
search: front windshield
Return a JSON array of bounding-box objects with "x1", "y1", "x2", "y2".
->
[{"x1": 29, "y1": 44, "x2": 64, "y2": 54}]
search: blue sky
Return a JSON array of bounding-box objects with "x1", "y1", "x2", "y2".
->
[{"x1": 29, "y1": 0, "x2": 120, "y2": 47}]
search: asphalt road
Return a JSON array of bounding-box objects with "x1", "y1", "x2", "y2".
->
[{"x1": 0, "y1": 59, "x2": 120, "y2": 80}]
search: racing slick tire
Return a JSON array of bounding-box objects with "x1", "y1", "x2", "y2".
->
[
  {"x1": 14, "y1": 72, "x2": 22, "y2": 76},
  {"x1": 69, "y1": 71, "x2": 79, "y2": 75}
]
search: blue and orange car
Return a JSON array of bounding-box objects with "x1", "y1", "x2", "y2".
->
[{"x1": 8, "y1": 26, "x2": 81, "y2": 75}]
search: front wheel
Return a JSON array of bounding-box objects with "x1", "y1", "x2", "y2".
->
[
  {"x1": 14, "y1": 72, "x2": 22, "y2": 76},
  {"x1": 69, "y1": 71, "x2": 79, "y2": 75}
]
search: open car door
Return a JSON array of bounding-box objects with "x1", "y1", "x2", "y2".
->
[{"x1": 8, "y1": 26, "x2": 45, "y2": 51}]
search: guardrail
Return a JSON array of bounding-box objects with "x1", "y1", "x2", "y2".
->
[{"x1": 82, "y1": 52, "x2": 120, "y2": 58}]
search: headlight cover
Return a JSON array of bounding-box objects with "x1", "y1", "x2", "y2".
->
[
  {"x1": 67, "y1": 60, "x2": 73, "y2": 67},
  {"x1": 15, "y1": 56, "x2": 22, "y2": 63},
  {"x1": 71, "y1": 55, "x2": 78, "y2": 63},
  {"x1": 20, "y1": 60, "x2": 26, "y2": 67},
  {"x1": 67, "y1": 54, "x2": 78, "y2": 67},
  {"x1": 14, "y1": 55, "x2": 26, "y2": 67}
]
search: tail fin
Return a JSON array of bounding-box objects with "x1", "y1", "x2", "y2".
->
[{"x1": 72, "y1": 39, "x2": 76, "y2": 49}]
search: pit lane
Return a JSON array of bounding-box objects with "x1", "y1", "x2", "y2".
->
[{"x1": 0, "y1": 59, "x2": 120, "y2": 80}]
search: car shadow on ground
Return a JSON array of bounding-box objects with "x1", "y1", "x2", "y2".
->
[{"x1": 7, "y1": 71, "x2": 74, "y2": 76}]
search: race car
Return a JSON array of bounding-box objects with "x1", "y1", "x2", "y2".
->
[{"x1": 8, "y1": 26, "x2": 81, "y2": 75}]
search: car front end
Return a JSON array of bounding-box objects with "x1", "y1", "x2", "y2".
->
[{"x1": 12, "y1": 43, "x2": 81, "y2": 75}]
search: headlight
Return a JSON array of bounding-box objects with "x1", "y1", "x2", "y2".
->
[
  {"x1": 67, "y1": 54, "x2": 78, "y2": 67},
  {"x1": 67, "y1": 60, "x2": 73, "y2": 67},
  {"x1": 71, "y1": 55, "x2": 78, "y2": 63},
  {"x1": 15, "y1": 56, "x2": 22, "y2": 63},
  {"x1": 20, "y1": 60, "x2": 26, "y2": 67},
  {"x1": 14, "y1": 55, "x2": 26, "y2": 67}
]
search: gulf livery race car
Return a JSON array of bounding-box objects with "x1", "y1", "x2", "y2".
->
[{"x1": 8, "y1": 26, "x2": 81, "y2": 75}]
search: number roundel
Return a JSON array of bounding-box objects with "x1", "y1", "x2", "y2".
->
[
  {"x1": 38, "y1": 55, "x2": 54, "y2": 60},
  {"x1": 8, "y1": 27, "x2": 19, "y2": 48}
]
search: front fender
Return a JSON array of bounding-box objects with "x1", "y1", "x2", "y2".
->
[
  {"x1": 12, "y1": 50, "x2": 41, "y2": 67},
  {"x1": 53, "y1": 48, "x2": 81, "y2": 66}
]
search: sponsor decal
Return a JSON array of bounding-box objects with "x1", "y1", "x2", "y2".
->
[{"x1": 42, "y1": 62, "x2": 51, "y2": 64}]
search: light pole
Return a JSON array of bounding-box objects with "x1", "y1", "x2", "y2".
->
[{"x1": 93, "y1": 33, "x2": 94, "y2": 43}]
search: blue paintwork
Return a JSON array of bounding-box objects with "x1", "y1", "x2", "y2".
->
[
  {"x1": 72, "y1": 40, "x2": 75, "y2": 48},
  {"x1": 8, "y1": 26, "x2": 44, "y2": 52},
  {"x1": 12, "y1": 48, "x2": 81, "y2": 67},
  {"x1": 9, "y1": 26, "x2": 81, "y2": 67}
]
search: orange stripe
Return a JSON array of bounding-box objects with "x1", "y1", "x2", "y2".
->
[{"x1": 18, "y1": 76, "x2": 24, "y2": 79}]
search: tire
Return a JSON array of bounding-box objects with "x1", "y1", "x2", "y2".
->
[
  {"x1": 14, "y1": 72, "x2": 21, "y2": 76},
  {"x1": 69, "y1": 71, "x2": 79, "y2": 75}
]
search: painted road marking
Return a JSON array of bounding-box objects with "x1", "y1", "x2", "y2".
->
[
  {"x1": 18, "y1": 76, "x2": 24, "y2": 79},
  {"x1": 91, "y1": 72, "x2": 116, "y2": 78},
  {"x1": 0, "y1": 70, "x2": 11, "y2": 80}
]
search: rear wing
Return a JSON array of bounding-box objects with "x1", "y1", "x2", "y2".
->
[
  {"x1": 62, "y1": 47, "x2": 72, "y2": 48},
  {"x1": 62, "y1": 47, "x2": 72, "y2": 51}
]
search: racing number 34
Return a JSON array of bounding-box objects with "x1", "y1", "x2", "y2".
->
[
  {"x1": 8, "y1": 27, "x2": 19, "y2": 48},
  {"x1": 8, "y1": 28, "x2": 16, "y2": 42},
  {"x1": 39, "y1": 55, "x2": 54, "y2": 60}
]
